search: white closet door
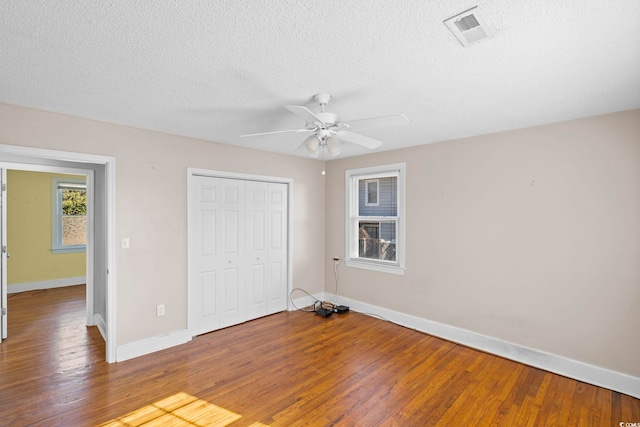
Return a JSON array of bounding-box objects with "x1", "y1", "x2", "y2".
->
[
  {"x1": 189, "y1": 174, "x2": 288, "y2": 337},
  {"x1": 245, "y1": 181, "x2": 268, "y2": 321},
  {"x1": 267, "y1": 183, "x2": 287, "y2": 314},
  {"x1": 218, "y1": 178, "x2": 246, "y2": 329},
  {"x1": 189, "y1": 177, "x2": 246, "y2": 333},
  {"x1": 189, "y1": 176, "x2": 222, "y2": 336}
]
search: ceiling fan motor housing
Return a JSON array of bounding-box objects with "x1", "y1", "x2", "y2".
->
[{"x1": 307, "y1": 112, "x2": 340, "y2": 130}]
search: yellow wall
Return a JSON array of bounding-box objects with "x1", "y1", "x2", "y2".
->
[{"x1": 7, "y1": 170, "x2": 86, "y2": 285}]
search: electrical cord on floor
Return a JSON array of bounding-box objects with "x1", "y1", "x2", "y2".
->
[
  {"x1": 289, "y1": 288, "x2": 320, "y2": 312},
  {"x1": 290, "y1": 257, "x2": 345, "y2": 317},
  {"x1": 289, "y1": 287, "x2": 339, "y2": 317}
]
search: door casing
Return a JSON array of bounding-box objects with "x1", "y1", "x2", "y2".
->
[{"x1": 0, "y1": 144, "x2": 116, "y2": 362}]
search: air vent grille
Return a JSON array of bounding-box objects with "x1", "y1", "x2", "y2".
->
[
  {"x1": 454, "y1": 14, "x2": 480, "y2": 32},
  {"x1": 444, "y1": 6, "x2": 493, "y2": 47}
]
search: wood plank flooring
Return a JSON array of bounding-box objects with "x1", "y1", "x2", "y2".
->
[{"x1": 1, "y1": 285, "x2": 638, "y2": 426}]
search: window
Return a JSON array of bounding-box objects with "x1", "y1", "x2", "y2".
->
[
  {"x1": 345, "y1": 163, "x2": 405, "y2": 275},
  {"x1": 365, "y1": 179, "x2": 379, "y2": 206},
  {"x1": 52, "y1": 177, "x2": 87, "y2": 253}
]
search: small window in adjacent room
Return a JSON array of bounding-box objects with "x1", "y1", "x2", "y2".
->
[
  {"x1": 52, "y1": 177, "x2": 87, "y2": 253},
  {"x1": 345, "y1": 163, "x2": 406, "y2": 275}
]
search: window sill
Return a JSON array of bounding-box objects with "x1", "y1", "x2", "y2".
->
[
  {"x1": 52, "y1": 246, "x2": 86, "y2": 254},
  {"x1": 345, "y1": 259, "x2": 405, "y2": 276}
]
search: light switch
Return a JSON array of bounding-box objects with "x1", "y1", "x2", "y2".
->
[{"x1": 122, "y1": 237, "x2": 130, "y2": 249}]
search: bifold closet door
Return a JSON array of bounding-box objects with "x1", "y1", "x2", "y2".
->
[
  {"x1": 189, "y1": 176, "x2": 246, "y2": 335},
  {"x1": 189, "y1": 175, "x2": 288, "y2": 337},
  {"x1": 245, "y1": 181, "x2": 287, "y2": 321}
]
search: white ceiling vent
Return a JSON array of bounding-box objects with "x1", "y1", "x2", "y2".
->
[{"x1": 444, "y1": 6, "x2": 494, "y2": 47}]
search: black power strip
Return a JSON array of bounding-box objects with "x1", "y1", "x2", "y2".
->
[
  {"x1": 314, "y1": 301, "x2": 333, "y2": 317},
  {"x1": 334, "y1": 305, "x2": 350, "y2": 314},
  {"x1": 315, "y1": 307, "x2": 333, "y2": 317}
]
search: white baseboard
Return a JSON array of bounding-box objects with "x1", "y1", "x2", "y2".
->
[
  {"x1": 94, "y1": 313, "x2": 107, "y2": 341},
  {"x1": 116, "y1": 288, "x2": 324, "y2": 364},
  {"x1": 327, "y1": 293, "x2": 640, "y2": 399},
  {"x1": 8, "y1": 276, "x2": 86, "y2": 293},
  {"x1": 116, "y1": 329, "x2": 192, "y2": 362}
]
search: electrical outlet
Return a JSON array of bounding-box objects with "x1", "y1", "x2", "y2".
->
[{"x1": 156, "y1": 304, "x2": 165, "y2": 316}]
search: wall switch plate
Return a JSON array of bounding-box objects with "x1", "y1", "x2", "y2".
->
[{"x1": 156, "y1": 304, "x2": 165, "y2": 316}]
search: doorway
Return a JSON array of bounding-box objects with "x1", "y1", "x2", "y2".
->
[
  {"x1": 4, "y1": 169, "x2": 89, "y2": 348},
  {"x1": 0, "y1": 144, "x2": 116, "y2": 362}
]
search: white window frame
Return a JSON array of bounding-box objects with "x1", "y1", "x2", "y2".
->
[
  {"x1": 52, "y1": 177, "x2": 87, "y2": 254},
  {"x1": 365, "y1": 179, "x2": 379, "y2": 206},
  {"x1": 345, "y1": 163, "x2": 406, "y2": 275}
]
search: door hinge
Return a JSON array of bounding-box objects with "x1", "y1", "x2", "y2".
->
[
  {"x1": 1, "y1": 183, "x2": 5, "y2": 191},
  {"x1": 1, "y1": 307, "x2": 6, "y2": 316}
]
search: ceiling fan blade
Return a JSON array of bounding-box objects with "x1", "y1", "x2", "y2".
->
[
  {"x1": 341, "y1": 114, "x2": 408, "y2": 131},
  {"x1": 337, "y1": 130, "x2": 384, "y2": 150},
  {"x1": 285, "y1": 105, "x2": 325, "y2": 125},
  {"x1": 240, "y1": 128, "x2": 312, "y2": 138}
]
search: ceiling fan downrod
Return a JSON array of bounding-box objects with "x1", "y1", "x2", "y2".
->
[{"x1": 313, "y1": 93, "x2": 332, "y2": 113}]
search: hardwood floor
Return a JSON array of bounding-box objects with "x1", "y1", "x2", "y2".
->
[{"x1": 1, "y1": 286, "x2": 638, "y2": 426}]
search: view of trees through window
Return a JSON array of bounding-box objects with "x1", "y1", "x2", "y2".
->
[
  {"x1": 62, "y1": 188, "x2": 87, "y2": 215},
  {"x1": 61, "y1": 187, "x2": 87, "y2": 246}
]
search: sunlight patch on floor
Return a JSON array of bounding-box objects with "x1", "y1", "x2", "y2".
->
[{"x1": 98, "y1": 391, "x2": 269, "y2": 426}]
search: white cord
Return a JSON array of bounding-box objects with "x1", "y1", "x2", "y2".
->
[
  {"x1": 289, "y1": 288, "x2": 319, "y2": 312},
  {"x1": 331, "y1": 259, "x2": 340, "y2": 305}
]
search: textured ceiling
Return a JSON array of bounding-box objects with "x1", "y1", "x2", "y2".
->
[{"x1": 1, "y1": 0, "x2": 639, "y2": 159}]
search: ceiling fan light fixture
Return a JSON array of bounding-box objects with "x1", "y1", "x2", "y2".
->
[
  {"x1": 304, "y1": 135, "x2": 320, "y2": 158},
  {"x1": 326, "y1": 136, "x2": 342, "y2": 157}
]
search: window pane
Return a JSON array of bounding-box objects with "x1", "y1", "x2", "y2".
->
[
  {"x1": 358, "y1": 176, "x2": 397, "y2": 216},
  {"x1": 366, "y1": 180, "x2": 378, "y2": 205},
  {"x1": 61, "y1": 188, "x2": 87, "y2": 245},
  {"x1": 358, "y1": 220, "x2": 396, "y2": 261}
]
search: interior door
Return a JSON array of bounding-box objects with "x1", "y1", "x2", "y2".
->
[{"x1": 1, "y1": 168, "x2": 7, "y2": 341}]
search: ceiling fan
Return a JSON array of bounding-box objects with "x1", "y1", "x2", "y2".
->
[{"x1": 240, "y1": 93, "x2": 408, "y2": 158}]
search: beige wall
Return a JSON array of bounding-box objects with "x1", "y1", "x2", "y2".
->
[
  {"x1": 0, "y1": 102, "x2": 326, "y2": 346},
  {"x1": 2, "y1": 101, "x2": 638, "y2": 379},
  {"x1": 325, "y1": 109, "x2": 640, "y2": 378},
  {"x1": 7, "y1": 170, "x2": 86, "y2": 285}
]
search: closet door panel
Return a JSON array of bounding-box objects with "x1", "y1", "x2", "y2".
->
[
  {"x1": 218, "y1": 179, "x2": 245, "y2": 328},
  {"x1": 189, "y1": 177, "x2": 222, "y2": 335},
  {"x1": 267, "y1": 183, "x2": 287, "y2": 314},
  {"x1": 245, "y1": 181, "x2": 268, "y2": 320}
]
